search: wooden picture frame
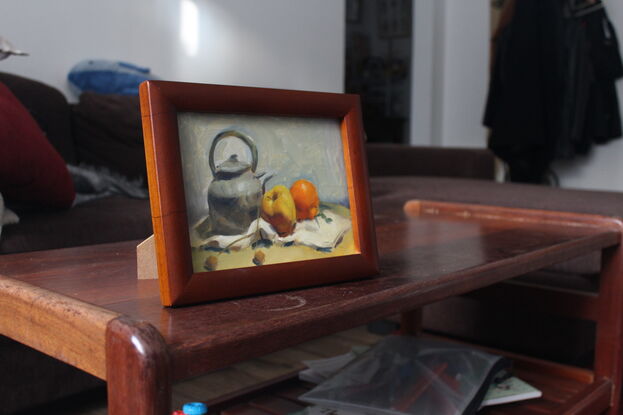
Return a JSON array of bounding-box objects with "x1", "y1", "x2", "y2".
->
[{"x1": 139, "y1": 81, "x2": 379, "y2": 306}]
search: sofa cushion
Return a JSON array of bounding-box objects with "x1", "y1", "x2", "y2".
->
[
  {"x1": 0, "y1": 72, "x2": 76, "y2": 163},
  {"x1": 0, "y1": 82, "x2": 75, "y2": 208},
  {"x1": 366, "y1": 144, "x2": 496, "y2": 180},
  {"x1": 0, "y1": 195, "x2": 152, "y2": 254},
  {"x1": 72, "y1": 92, "x2": 146, "y2": 181}
]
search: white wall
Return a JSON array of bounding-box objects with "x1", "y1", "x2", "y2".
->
[
  {"x1": 410, "y1": 0, "x2": 437, "y2": 146},
  {"x1": 413, "y1": 0, "x2": 623, "y2": 192},
  {"x1": 554, "y1": 0, "x2": 623, "y2": 192},
  {"x1": 411, "y1": 0, "x2": 490, "y2": 148},
  {"x1": 0, "y1": 0, "x2": 345, "y2": 101}
]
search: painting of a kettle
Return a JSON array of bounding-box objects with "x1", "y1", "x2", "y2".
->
[{"x1": 207, "y1": 130, "x2": 271, "y2": 236}]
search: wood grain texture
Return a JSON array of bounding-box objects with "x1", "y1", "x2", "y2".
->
[
  {"x1": 0, "y1": 201, "x2": 619, "y2": 382},
  {"x1": 0, "y1": 241, "x2": 159, "y2": 306},
  {"x1": 407, "y1": 201, "x2": 623, "y2": 415},
  {"x1": 0, "y1": 275, "x2": 118, "y2": 379},
  {"x1": 106, "y1": 316, "x2": 171, "y2": 415},
  {"x1": 594, "y1": 243, "x2": 623, "y2": 414},
  {"x1": 140, "y1": 82, "x2": 180, "y2": 306},
  {"x1": 405, "y1": 199, "x2": 623, "y2": 231},
  {"x1": 1, "y1": 199, "x2": 621, "y2": 414},
  {"x1": 249, "y1": 395, "x2": 305, "y2": 415},
  {"x1": 549, "y1": 378, "x2": 612, "y2": 415},
  {"x1": 139, "y1": 81, "x2": 378, "y2": 306}
]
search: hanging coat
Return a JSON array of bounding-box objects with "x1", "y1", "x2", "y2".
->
[{"x1": 484, "y1": 0, "x2": 623, "y2": 183}]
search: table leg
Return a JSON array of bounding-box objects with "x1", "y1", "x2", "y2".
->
[
  {"x1": 106, "y1": 316, "x2": 171, "y2": 415},
  {"x1": 595, "y1": 244, "x2": 623, "y2": 415},
  {"x1": 400, "y1": 309, "x2": 423, "y2": 335}
]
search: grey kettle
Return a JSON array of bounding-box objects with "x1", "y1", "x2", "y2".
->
[{"x1": 207, "y1": 130, "x2": 263, "y2": 236}]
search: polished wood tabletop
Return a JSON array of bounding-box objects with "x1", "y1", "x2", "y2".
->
[
  {"x1": 0, "y1": 199, "x2": 621, "y2": 414},
  {"x1": 0, "y1": 200, "x2": 618, "y2": 378}
]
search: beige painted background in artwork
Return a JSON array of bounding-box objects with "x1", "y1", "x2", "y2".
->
[
  {"x1": 177, "y1": 112, "x2": 356, "y2": 272},
  {"x1": 178, "y1": 112, "x2": 350, "y2": 225}
]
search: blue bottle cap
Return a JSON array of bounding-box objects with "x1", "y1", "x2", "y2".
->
[{"x1": 183, "y1": 402, "x2": 208, "y2": 415}]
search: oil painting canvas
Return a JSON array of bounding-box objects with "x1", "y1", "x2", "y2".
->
[{"x1": 178, "y1": 113, "x2": 357, "y2": 273}]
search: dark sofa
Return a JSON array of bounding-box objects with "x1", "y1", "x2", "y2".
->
[
  {"x1": 0, "y1": 72, "x2": 154, "y2": 414},
  {"x1": 0, "y1": 72, "x2": 153, "y2": 255},
  {"x1": 1, "y1": 72, "x2": 622, "y2": 413},
  {"x1": 0, "y1": 71, "x2": 498, "y2": 257}
]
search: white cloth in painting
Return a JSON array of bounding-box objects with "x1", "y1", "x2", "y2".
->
[
  {"x1": 199, "y1": 209, "x2": 351, "y2": 251},
  {"x1": 0, "y1": 192, "x2": 19, "y2": 241}
]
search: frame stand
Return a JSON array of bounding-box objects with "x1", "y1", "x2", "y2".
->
[{"x1": 137, "y1": 235, "x2": 158, "y2": 280}]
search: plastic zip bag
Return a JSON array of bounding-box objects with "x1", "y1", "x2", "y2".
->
[{"x1": 299, "y1": 336, "x2": 510, "y2": 415}]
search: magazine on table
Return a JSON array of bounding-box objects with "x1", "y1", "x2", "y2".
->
[{"x1": 297, "y1": 339, "x2": 542, "y2": 414}]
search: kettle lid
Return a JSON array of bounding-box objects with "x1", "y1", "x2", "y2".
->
[{"x1": 216, "y1": 154, "x2": 251, "y2": 176}]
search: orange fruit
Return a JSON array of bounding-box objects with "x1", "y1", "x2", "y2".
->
[{"x1": 290, "y1": 179, "x2": 319, "y2": 221}]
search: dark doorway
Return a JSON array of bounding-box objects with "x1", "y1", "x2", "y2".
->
[{"x1": 345, "y1": 0, "x2": 412, "y2": 144}]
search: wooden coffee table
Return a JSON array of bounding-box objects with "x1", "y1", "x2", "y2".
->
[{"x1": 0, "y1": 200, "x2": 621, "y2": 415}]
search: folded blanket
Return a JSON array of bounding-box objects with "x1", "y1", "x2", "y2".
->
[
  {"x1": 68, "y1": 164, "x2": 148, "y2": 205},
  {"x1": 0, "y1": 192, "x2": 19, "y2": 241}
]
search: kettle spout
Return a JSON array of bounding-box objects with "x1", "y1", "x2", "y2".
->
[{"x1": 256, "y1": 171, "x2": 275, "y2": 193}]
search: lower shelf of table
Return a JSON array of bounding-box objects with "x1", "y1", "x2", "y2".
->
[{"x1": 204, "y1": 342, "x2": 612, "y2": 415}]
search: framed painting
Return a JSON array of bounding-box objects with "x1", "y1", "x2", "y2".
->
[{"x1": 139, "y1": 81, "x2": 378, "y2": 306}]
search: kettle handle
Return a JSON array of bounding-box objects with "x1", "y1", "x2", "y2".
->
[{"x1": 208, "y1": 130, "x2": 258, "y2": 175}]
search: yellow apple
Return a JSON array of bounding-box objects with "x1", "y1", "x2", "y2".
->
[{"x1": 261, "y1": 185, "x2": 296, "y2": 236}]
